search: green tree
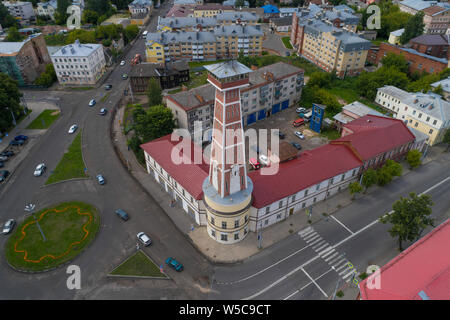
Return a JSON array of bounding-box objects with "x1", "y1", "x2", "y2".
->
[
  {"x1": 307, "y1": 72, "x2": 332, "y2": 89},
  {"x1": 406, "y1": 149, "x2": 422, "y2": 169},
  {"x1": 147, "y1": 78, "x2": 162, "y2": 106},
  {"x1": 134, "y1": 105, "x2": 175, "y2": 142},
  {"x1": 0, "y1": 73, "x2": 23, "y2": 133},
  {"x1": 34, "y1": 64, "x2": 57, "y2": 87},
  {"x1": 400, "y1": 12, "x2": 425, "y2": 45},
  {"x1": 349, "y1": 181, "x2": 363, "y2": 199},
  {"x1": 433, "y1": 84, "x2": 444, "y2": 96},
  {"x1": 65, "y1": 29, "x2": 96, "y2": 44},
  {"x1": 385, "y1": 159, "x2": 402, "y2": 177},
  {"x1": 381, "y1": 53, "x2": 409, "y2": 74},
  {"x1": 55, "y1": 0, "x2": 71, "y2": 25},
  {"x1": 85, "y1": 0, "x2": 115, "y2": 18},
  {"x1": 356, "y1": 66, "x2": 410, "y2": 100},
  {"x1": 82, "y1": 9, "x2": 99, "y2": 25},
  {"x1": 361, "y1": 168, "x2": 377, "y2": 192},
  {"x1": 235, "y1": 0, "x2": 245, "y2": 6},
  {"x1": 123, "y1": 24, "x2": 139, "y2": 44},
  {"x1": 407, "y1": 73, "x2": 440, "y2": 93},
  {"x1": 0, "y1": 2, "x2": 18, "y2": 28},
  {"x1": 380, "y1": 193, "x2": 434, "y2": 251},
  {"x1": 376, "y1": 165, "x2": 393, "y2": 186},
  {"x1": 127, "y1": 134, "x2": 145, "y2": 164},
  {"x1": 5, "y1": 27, "x2": 25, "y2": 42}
]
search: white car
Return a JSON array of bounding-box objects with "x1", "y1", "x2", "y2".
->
[
  {"x1": 295, "y1": 131, "x2": 305, "y2": 139},
  {"x1": 296, "y1": 107, "x2": 306, "y2": 113},
  {"x1": 120, "y1": 60, "x2": 125, "y2": 66},
  {"x1": 88, "y1": 99, "x2": 96, "y2": 106},
  {"x1": 34, "y1": 163, "x2": 46, "y2": 176},
  {"x1": 137, "y1": 232, "x2": 152, "y2": 246},
  {"x1": 2, "y1": 219, "x2": 15, "y2": 234},
  {"x1": 68, "y1": 124, "x2": 78, "y2": 134},
  {"x1": 259, "y1": 154, "x2": 270, "y2": 166}
]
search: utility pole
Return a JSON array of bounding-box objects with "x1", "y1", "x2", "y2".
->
[
  {"x1": 257, "y1": 221, "x2": 263, "y2": 249},
  {"x1": 25, "y1": 204, "x2": 46, "y2": 242}
]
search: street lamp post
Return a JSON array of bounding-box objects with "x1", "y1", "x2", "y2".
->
[
  {"x1": 331, "y1": 266, "x2": 341, "y2": 300},
  {"x1": 6, "y1": 107, "x2": 16, "y2": 126},
  {"x1": 25, "y1": 204, "x2": 46, "y2": 242},
  {"x1": 257, "y1": 221, "x2": 263, "y2": 249}
]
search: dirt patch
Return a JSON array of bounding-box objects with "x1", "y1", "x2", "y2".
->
[{"x1": 50, "y1": 110, "x2": 60, "y2": 116}]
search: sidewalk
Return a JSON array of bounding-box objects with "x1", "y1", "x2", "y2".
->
[{"x1": 111, "y1": 105, "x2": 447, "y2": 263}]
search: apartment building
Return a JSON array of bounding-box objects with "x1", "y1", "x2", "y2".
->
[
  {"x1": 146, "y1": 25, "x2": 263, "y2": 63},
  {"x1": 193, "y1": 4, "x2": 234, "y2": 18},
  {"x1": 3, "y1": 1, "x2": 35, "y2": 24},
  {"x1": 157, "y1": 12, "x2": 258, "y2": 32},
  {"x1": 295, "y1": 19, "x2": 371, "y2": 77},
  {"x1": 376, "y1": 85, "x2": 450, "y2": 145},
  {"x1": 423, "y1": 5, "x2": 450, "y2": 35},
  {"x1": 165, "y1": 62, "x2": 304, "y2": 139},
  {"x1": 0, "y1": 33, "x2": 51, "y2": 86},
  {"x1": 36, "y1": 0, "x2": 57, "y2": 20},
  {"x1": 128, "y1": 0, "x2": 153, "y2": 15},
  {"x1": 51, "y1": 39, "x2": 106, "y2": 85}
]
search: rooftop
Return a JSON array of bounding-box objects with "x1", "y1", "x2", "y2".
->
[
  {"x1": 342, "y1": 101, "x2": 384, "y2": 117},
  {"x1": 245, "y1": 62, "x2": 304, "y2": 88},
  {"x1": 431, "y1": 76, "x2": 450, "y2": 92},
  {"x1": 51, "y1": 39, "x2": 102, "y2": 57},
  {"x1": 166, "y1": 83, "x2": 215, "y2": 111},
  {"x1": 409, "y1": 34, "x2": 450, "y2": 46},
  {"x1": 390, "y1": 28, "x2": 405, "y2": 37},
  {"x1": 204, "y1": 60, "x2": 252, "y2": 78},
  {"x1": 270, "y1": 16, "x2": 293, "y2": 26},
  {"x1": 399, "y1": 0, "x2": 449, "y2": 11},
  {"x1": 359, "y1": 218, "x2": 450, "y2": 300}
]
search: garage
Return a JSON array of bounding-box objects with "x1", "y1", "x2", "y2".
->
[
  {"x1": 281, "y1": 100, "x2": 289, "y2": 110},
  {"x1": 258, "y1": 109, "x2": 266, "y2": 120},
  {"x1": 247, "y1": 112, "x2": 257, "y2": 125},
  {"x1": 272, "y1": 103, "x2": 280, "y2": 114}
]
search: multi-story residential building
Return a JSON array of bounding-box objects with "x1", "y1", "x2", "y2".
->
[
  {"x1": 193, "y1": 4, "x2": 234, "y2": 18},
  {"x1": 279, "y1": 7, "x2": 301, "y2": 17},
  {"x1": 431, "y1": 76, "x2": 450, "y2": 99},
  {"x1": 423, "y1": 5, "x2": 450, "y2": 35},
  {"x1": 36, "y1": 0, "x2": 57, "y2": 20},
  {"x1": 409, "y1": 34, "x2": 449, "y2": 59},
  {"x1": 293, "y1": 19, "x2": 371, "y2": 77},
  {"x1": 333, "y1": 101, "x2": 384, "y2": 132},
  {"x1": 140, "y1": 113, "x2": 419, "y2": 242},
  {"x1": 146, "y1": 25, "x2": 263, "y2": 63},
  {"x1": 157, "y1": 12, "x2": 258, "y2": 32},
  {"x1": 0, "y1": 33, "x2": 51, "y2": 86},
  {"x1": 129, "y1": 61, "x2": 189, "y2": 92},
  {"x1": 165, "y1": 4, "x2": 195, "y2": 18},
  {"x1": 165, "y1": 62, "x2": 304, "y2": 139},
  {"x1": 269, "y1": 16, "x2": 293, "y2": 33},
  {"x1": 128, "y1": 0, "x2": 153, "y2": 15},
  {"x1": 376, "y1": 85, "x2": 450, "y2": 145},
  {"x1": 51, "y1": 39, "x2": 106, "y2": 85},
  {"x1": 374, "y1": 42, "x2": 449, "y2": 75},
  {"x1": 3, "y1": 1, "x2": 35, "y2": 24}
]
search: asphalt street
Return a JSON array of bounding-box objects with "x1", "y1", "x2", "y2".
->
[{"x1": 0, "y1": 2, "x2": 449, "y2": 300}]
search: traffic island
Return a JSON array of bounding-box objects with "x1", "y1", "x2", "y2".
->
[
  {"x1": 109, "y1": 250, "x2": 168, "y2": 279},
  {"x1": 5, "y1": 202, "x2": 100, "y2": 273},
  {"x1": 26, "y1": 109, "x2": 60, "y2": 129}
]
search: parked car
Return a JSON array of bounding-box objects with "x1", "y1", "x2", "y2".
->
[
  {"x1": 293, "y1": 118, "x2": 305, "y2": 127},
  {"x1": 0, "y1": 170, "x2": 10, "y2": 182},
  {"x1": 2, "y1": 219, "x2": 15, "y2": 234},
  {"x1": 259, "y1": 154, "x2": 270, "y2": 166},
  {"x1": 165, "y1": 257, "x2": 183, "y2": 272},
  {"x1": 0, "y1": 151, "x2": 14, "y2": 157},
  {"x1": 89, "y1": 99, "x2": 96, "y2": 107},
  {"x1": 0, "y1": 161, "x2": 4, "y2": 168},
  {"x1": 105, "y1": 84, "x2": 112, "y2": 90},
  {"x1": 291, "y1": 142, "x2": 302, "y2": 150},
  {"x1": 9, "y1": 140, "x2": 24, "y2": 146},
  {"x1": 14, "y1": 135, "x2": 28, "y2": 141},
  {"x1": 99, "y1": 108, "x2": 107, "y2": 116},
  {"x1": 115, "y1": 209, "x2": 129, "y2": 221},
  {"x1": 137, "y1": 232, "x2": 152, "y2": 246},
  {"x1": 0, "y1": 156, "x2": 8, "y2": 162},
  {"x1": 277, "y1": 131, "x2": 285, "y2": 139},
  {"x1": 295, "y1": 131, "x2": 305, "y2": 139},
  {"x1": 122, "y1": 74, "x2": 128, "y2": 80},
  {"x1": 68, "y1": 124, "x2": 78, "y2": 134},
  {"x1": 34, "y1": 163, "x2": 46, "y2": 176},
  {"x1": 120, "y1": 60, "x2": 125, "y2": 66},
  {"x1": 96, "y1": 174, "x2": 105, "y2": 185},
  {"x1": 249, "y1": 157, "x2": 260, "y2": 170},
  {"x1": 296, "y1": 107, "x2": 306, "y2": 113}
]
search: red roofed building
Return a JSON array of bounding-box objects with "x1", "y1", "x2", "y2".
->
[{"x1": 359, "y1": 218, "x2": 450, "y2": 300}]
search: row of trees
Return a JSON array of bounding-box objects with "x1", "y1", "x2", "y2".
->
[
  {"x1": 300, "y1": 72, "x2": 342, "y2": 116},
  {"x1": 0, "y1": 74, "x2": 23, "y2": 134}
]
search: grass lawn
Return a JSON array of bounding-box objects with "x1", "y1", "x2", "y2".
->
[
  {"x1": 110, "y1": 250, "x2": 168, "y2": 278},
  {"x1": 320, "y1": 128, "x2": 341, "y2": 141},
  {"x1": 46, "y1": 132, "x2": 86, "y2": 185},
  {"x1": 5, "y1": 202, "x2": 100, "y2": 272},
  {"x1": 26, "y1": 109, "x2": 60, "y2": 129},
  {"x1": 281, "y1": 37, "x2": 293, "y2": 49}
]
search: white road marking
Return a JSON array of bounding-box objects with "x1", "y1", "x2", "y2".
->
[
  {"x1": 300, "y1": 268, "x2": 333, "y2": 291},
  {"x1": 308, "y1": 237, "x2": 322, "y2": 246},
  {"x1": 312, "y1": 240, "x2": 326, "y2": 249},
  {"x1": 342, "y1": 270, "x2": 356, "y2": 280},
  {"x1": 321, "y1": 248, "x2": 335, "y2": 258},
  {"x1": 301, "y1": 267, "x2": 328, "y2": 298},
  {"x1": 328, "y1": 255, "x2": 342, "y2": 264},
  {"x1": 305, "y1": 234, "x2": 320, "y2": 242},
  {"x1": 301, "y1": 230, "x2": 315, "y2": 239},
  {"x1": 324, "y1": 252, "x2": 339, "y2": 262},
  {"x1": 315, "y1": 243, "x2": 329, "y2": 252},
  {"x1": 330, "y1": 215, "x2": 354, "y2": 234},
  {"x1": 283, "y1": 290, "x2": 299, "y2": 300},
  {"x1": 336, "y1": 263, "x2": 349, "y2": 273},
  {"x1": 298, "y1": 227, "x2": 312, "y2": 236}
]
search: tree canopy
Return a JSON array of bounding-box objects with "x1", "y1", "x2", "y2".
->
[
  {"x1": 381, "y1": 53, "x2": 409, "y2": 74},
  {"x1": 406, "y1": 149, "x2": 422, "y2": 169},
  {"x1": 133, "y1": 105, "x2": 175, "y2": 142},
  {"x1": 0, "y1": 74, "x2": 23, "y2": 133},
  {"x1": 5, "y1": 27, "x2": 25, "y2": 42},
  {"x1": 400, "y1": 11, "x2": 425, "y2": 45},
  {"x1": 147, "y1": 78, "x2": 162, "y2": 106},
  {"x1": 0, "y1": 2, "x2": 18, "y2": 28}
]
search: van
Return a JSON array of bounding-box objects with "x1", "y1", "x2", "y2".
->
[
  {"x1": 303, "y1": 111, "x2": 313, "y2": 122},
  {"x1": 142, "y1": 30, "x2": 148, "y2": 38},
  {"x1": 249, "y1": 158, "x2": 260, "y2": 170},
  {"x1": 293, "y1": 118, "x2": 305, "y2": 127}
]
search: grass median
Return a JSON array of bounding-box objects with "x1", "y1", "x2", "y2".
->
[
  {"x1": 26, "y1": 109, "x2": 60, "y2": 129},
  {"x1": 110, "y1": 250, "x2": 167, "y2": 278},
  {"x1": 282, "y1": 37, "x2": 293, "y2": 49},
  {"x1": 45, "y1": 131, "x2": 87, "y2": 185},
  {"x1": 5, "y1": 201, "x2": 100, "y2": 272}
]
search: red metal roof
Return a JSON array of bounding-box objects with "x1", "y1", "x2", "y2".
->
[
  {"x1": 140, "y1": 134, "x2": 209, "y2": 200},
  {"x1": 359, "y1": 219, "x2": 450, "y2": 300},
  {"x1": 248, "y1": 143, "x2": 362, "y2": 208},
  {"x1": 334, "y1": 115, "x2": 415, "y2": 161}
]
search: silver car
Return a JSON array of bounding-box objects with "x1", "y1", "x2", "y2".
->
[
  {"x1": 68, "y1": 124, "x2": 78, "y2": 134},
  {"x1": 34, "y1": 163, "x2": 46, "y2": 176},
  {"x1": 3, "y1": 219, "x2": 15, "y2": 234},
  {"x1": 137, "y1": 232, "x2": 152, "y2": 246},
  {"x1": 295, "y1": 131, "x2": 305, "y2": 139}
]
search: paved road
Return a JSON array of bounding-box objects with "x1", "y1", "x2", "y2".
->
[{"x1": 209, "y1": 153, "x2": 450, "y2": 300}]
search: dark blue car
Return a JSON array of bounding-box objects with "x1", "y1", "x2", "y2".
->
[
  {"x1": 15, "y1": 135, "x2": 28, "y2": 141},
  {"x1": 166, "y1": 257, "x2": 183, "y2": 272}
]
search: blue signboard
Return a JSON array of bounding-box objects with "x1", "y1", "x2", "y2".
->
[{"x1": 310, "y1": 103, "x2": 325, "y2": 133}]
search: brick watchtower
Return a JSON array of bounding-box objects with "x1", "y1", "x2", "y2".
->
[{"x1": 202, "y1": 61, "x2": 254, "y2": 244}]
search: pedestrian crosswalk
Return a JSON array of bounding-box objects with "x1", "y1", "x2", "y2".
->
[{"x1": 298, "y1": 227, "x2": 359, "y2": 283}]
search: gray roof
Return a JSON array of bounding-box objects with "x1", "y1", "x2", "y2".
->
[
  {"x1": 342, "y1": 101, "x2": 384, "y2": 117},
  {"x1": 390, "y1": 28, "x2": 405, "y2": 37},
  {"x1": 168, "y1": 83, "x2": 216, "y2": 111},
  {"x1": 216, "y1": 11, "x2": 258, "y2": 21},
  {"x1": 0, "y1": 42, "x2": 26, "y2": 55},
  {"x1": 399, "y1": 0, "x2": 447, "y2": 11},
  {"x1": 204, "y1": 60, "x2": 252, "y2": 78},
  {"x1": 51, "y1": 39, "x2": 102, "y2": 57},
  {"x1": 214, "y1": 24, "x2": 263, "y2": 37},
  {"x1": 247, "y1": 62, "x2": 303, "y2": 87},
  {"x1": 270, "y1": 16, "x2": 292, "y2": 26},
  {"x1": 303, "y1": 20, "x2": 372, "y2": 52},
  {"x1": 296, "y1": 4, "x2": 359, "y2": 26},
  {"x1": 158, "y1": 16, "x2": 218, "y2": 29},
  {"x1": 147, "y1": 30, "x2": 216, "y2": 45},
  {"x1": 431, "y1": 77, "x2": 450, "y2": 92},
  {"x1": 46, "y1": 45, "x2": 62, "y2": 56},
  {"x1": 377, "y1": 85, "x2": 412, "y2": 101},
  {"x1": 223, "y1": 0, "x2": 249, "y2": 7}
]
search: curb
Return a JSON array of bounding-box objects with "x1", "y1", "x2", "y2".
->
[{"x1": 3, "y1": 202, "x2": 102, "y2": 274}]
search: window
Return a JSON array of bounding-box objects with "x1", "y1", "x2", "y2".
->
[
  {"x1": 429, "y1": 129, "x2": 433, "y2": 134},
  {"x1": 279, "y1": 201, "x2": 283, "y2": 209},
  {"x1": 222, "y1": 221, "x2": 227, "y2": 229},
  {"x1": 211, "y1": 230, "x2": 215, "y2": 237},
  {"x1": 221, "y1": 234, "x2": 227, "y2": 241},
  {"x1": 433, "y1": 120, "x2": 437, "y2": 125},
  {"x1": 276, "y1": 214, "x2": 281, "y2": 220},
  {"x1": 234, "y1": 220, "x2": 239, "y2": 228},
  {"x1": 234, "y1": 233, "x2": 239, "y2": 240},
  {"x1": 265, "y1": 207, "x2": 269, "y2": 214},
  {"x1": 265, "y1": 219, "x2": 269, "y2": 225},
  {"x1": 316, "y1": 184, "x2": 320, "y2": 191},
  {"x1": 302, "y1": 203, "x2": 306, "y2": 208},
  {"x1": 305, "y1": 189, "x2": 308, "y2": 196}
]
